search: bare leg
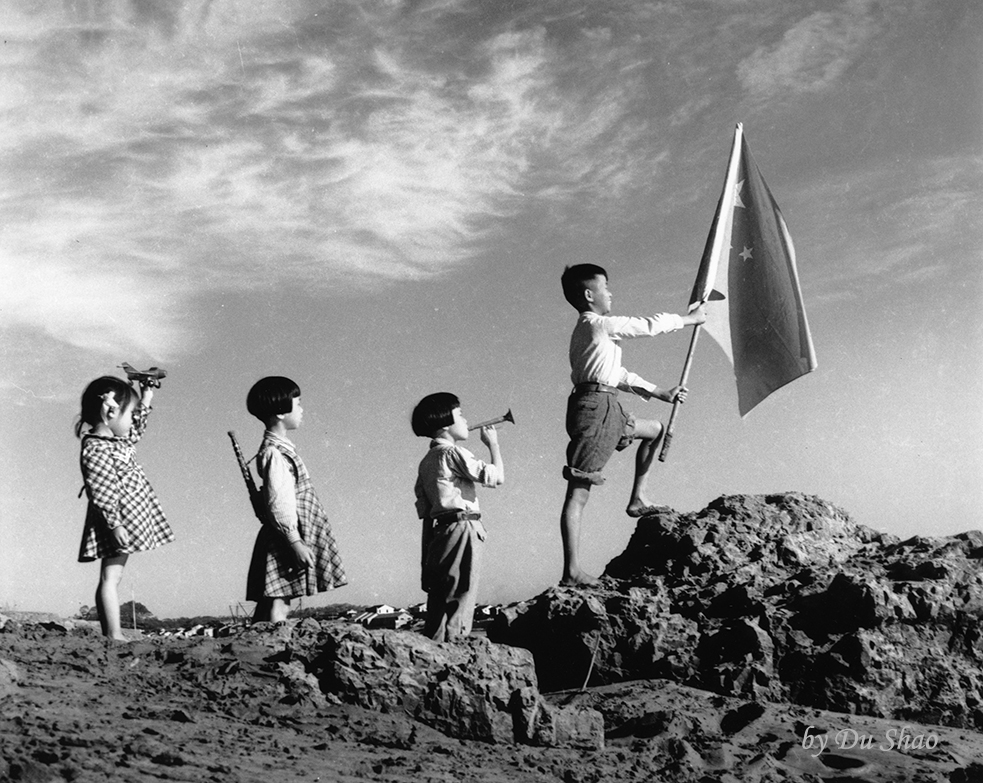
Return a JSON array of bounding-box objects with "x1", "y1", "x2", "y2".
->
[
  {"x1": 626, "y1": 419, "x2": 664, "y2": 515},
  {"x1": 269, "y1": 598, "x2": 291, "y2": 624},
  {"x1": 96, "y1": 555, "x2": 129, "y2": 641},
  {"x1": 560, "y1": 482, "x2": 599, "y2": 586}
]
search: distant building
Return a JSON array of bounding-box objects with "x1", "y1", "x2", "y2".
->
[{"x1": 352, "y1": 604, "x2": 414, "y2": 629}]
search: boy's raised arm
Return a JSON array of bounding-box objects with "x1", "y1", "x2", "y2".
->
[{"x1": 619, "y1": 305, "x2": 704, "y2": 402}]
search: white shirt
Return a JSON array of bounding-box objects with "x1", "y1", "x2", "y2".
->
[
  {"x1": 257, "y1": 433, "x2": 302, "y2": 544},
  {"x1": 569, "y1": 311, "x2": 685, "y2": 396},
  {"x1": 415, "y1": 439, "x2": 503, "y2": 520}
]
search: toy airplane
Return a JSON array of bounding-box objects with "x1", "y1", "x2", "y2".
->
[{"x1": 119, "y1": 363, "x2": 167, "y2": 388}]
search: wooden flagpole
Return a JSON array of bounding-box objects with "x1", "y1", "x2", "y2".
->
[{"x1": 658, "y1": 324, "x2": 701, "y2": 462}]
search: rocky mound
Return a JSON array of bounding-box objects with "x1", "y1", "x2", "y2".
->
[
  {"x1": 489, "y1": 493, "x2": 983, "y2": 730},
  {"x1": 4, "y1": 492, "x2": 983, "y2": 781},
  {"x1": 5, "y1": 611, "x2": 983, "y2": 782}
]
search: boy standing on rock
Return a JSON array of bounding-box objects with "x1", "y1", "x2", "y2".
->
[{"x1": 558, "y1": 264, "x2": 705, "y2": 586}]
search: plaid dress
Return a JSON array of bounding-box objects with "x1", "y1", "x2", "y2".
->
[
  {"x1": 246, "y1": 434, "x2": 347, "y2": 600},
  {"x1": 78, "y1": 405, "x2": 175, "y2": 562}
]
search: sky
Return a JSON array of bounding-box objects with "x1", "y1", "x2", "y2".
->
[{"x1": 1, "y1": 0, "x2": 981, "y2": 620}]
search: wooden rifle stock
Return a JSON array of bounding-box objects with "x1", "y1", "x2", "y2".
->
[{"x1": 228, "y1": 431, "x2": 267, "y2": 525}]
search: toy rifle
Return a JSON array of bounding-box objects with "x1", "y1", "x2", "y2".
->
[{"x1": 228, "y1": 431, "x2": 267, "y2": 526}]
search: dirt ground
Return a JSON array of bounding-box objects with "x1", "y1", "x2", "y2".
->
[{"x1": 2, "y1": 617, "x2": 982, "y2": 783}]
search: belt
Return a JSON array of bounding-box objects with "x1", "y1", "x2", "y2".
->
[
  {"x1": 573, "y1": 382, "x2": 619, "y2": 395},
  {"x1": 432, "y1": 510, "x2": 482, "y2": 524}
]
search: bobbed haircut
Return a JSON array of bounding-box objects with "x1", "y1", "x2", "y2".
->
[
  {"x1": 75, "y1": 376, "x2": 136, "y2": 438},
  {"x1": 561, "y1": 263, "x2": 608, "y2": 309},
  {"x1": 411, "y1": 392, "x2": 460, "y2": 437},
  {"x1": 247, "y1": 376, "x2": 301, "y2": 422}
]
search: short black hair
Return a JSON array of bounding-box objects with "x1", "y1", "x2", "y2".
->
[
  {"x1": 561, "y1": 263, "x2": 608, "y2": 309},
  {"x1": 247, "y1": 376, "x2": 301, "y2": 422},
  {"x1": 411, "y1": 392, "x2": 460, "y2": 437},
  {"x1": 75, "y1": 376, "x2": 136, "y2": 438}
]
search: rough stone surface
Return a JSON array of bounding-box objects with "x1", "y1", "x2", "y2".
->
[
  {"x1": 4, "y1": 619, "x2": 982, "y2": 783},
  {"x1": 311, "y1": 623, "x2": 604, "y2": 748},
  {"x1": 489, "y1": 492, "x2": 983, "y2": 730},
  {"x1": 0, "y1": 657, "x2": 21, "y2": 698}
]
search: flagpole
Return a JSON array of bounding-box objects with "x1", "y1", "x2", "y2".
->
[
  {"x1": 659, "y1": 123, "x2": 744, "y2": 462},
  {"x1": 658, "y1": 324, "x2": 701, "y2": 461}
]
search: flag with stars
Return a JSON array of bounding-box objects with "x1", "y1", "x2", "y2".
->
[{"x1": 689, "y1": 123, "x2": 817, "y2": 416}]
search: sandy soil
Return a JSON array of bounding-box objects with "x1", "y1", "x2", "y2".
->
[{"x1": 2, "y1": 617, "x2": 982, "y2": 783}]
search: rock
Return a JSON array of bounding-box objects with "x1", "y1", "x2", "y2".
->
[
  {"x1": 510, "y1": 686, "x2": 605, "y2": 749},
  {"x1": 38, "y1": 620, "x2": 77, "y2": 634},
  {"x1": 720, "y1": 701, "x2": 766, "y2": 734},
  {"x1": 0, "y1": 658, "x2": 21, "y2": 697},
  {"x1": 489, "y1": 492, "x2": 983, "y2": 730},
  {"x1": 489, "y1": 582, "x2": 700, "y2": 693},
  {"x1": 951, "y1": 762, "x2": 983, "y2": 783},
  {"x1": 2, "y1": 578, "x2": 983, "y2": 782},
  {"x1": 275, "y1": 659, "x2": 328, "y2": 709},
  {"x1": 311, "y1": 624, "x2": 603, "y2": 748}
]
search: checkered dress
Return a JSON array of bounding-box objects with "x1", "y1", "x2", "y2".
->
[
  {"x1": 245, "y1": 434, "x2": 347, "y2": 600},
  {"x1": 78, "y1": 405, "x2": 175, "y2": 562}
]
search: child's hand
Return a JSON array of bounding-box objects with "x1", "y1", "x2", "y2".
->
[
  {"x1": 138, "y1": 384, "x2": 155, "y2": 406},
  {"x1": 691, "y1": 305, "x2": 707, "y2": 325},
  {"x1": 291, "y1": 540, "x2": 314, "y2": 570},
  {"x1": 110, "y1": 526, "x2": 130, "y2": 550},
  {"x1": 666, "y1": 385, "x2": 688, "y2": 404},
  {"x1": 653, "y1": 385, "x2": 688, "y2": 403},
  {"x1": 480, "y1": 425, "x2": 499, "y2": 448}
]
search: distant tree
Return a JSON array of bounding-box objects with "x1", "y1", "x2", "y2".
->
[
  {"x1": 78, "y1": 601, "x2": 154, "y2": 624},
  {"x1": 119, "y1": 601, "x2": 155, "y2": 620}
]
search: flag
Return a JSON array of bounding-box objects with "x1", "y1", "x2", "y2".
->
[{"x1": 690, "y1": 123, "x2": 817, "y2": 416}]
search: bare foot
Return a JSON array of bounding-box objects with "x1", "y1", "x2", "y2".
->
[
  {"x1": 626, "y1": 501, "x2": 666, "y2": 518},
  {"x1": 560, "y1": 570, "x2": 600, "y2": 587}
]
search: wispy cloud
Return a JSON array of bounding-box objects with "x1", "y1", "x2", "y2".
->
[
  {"x1": 0, "y1": 1, "x2": 573, "y2": 364},
  {"x1": 736, "y1": 1, "x2": 883, "y2": 100},
  {"x1": 0, "y1": 0, "x2": 968, "y2": 379},
  {"x1": 0, "y1": 0, "x2": 691, "y2": 370}
]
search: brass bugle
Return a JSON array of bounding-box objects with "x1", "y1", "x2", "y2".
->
[{"x1": 468, "y1": 409, "x2": 515, "y2": 431}]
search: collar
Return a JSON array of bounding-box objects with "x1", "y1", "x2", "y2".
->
[{"x1": 263, "y1": 431, "x2": 295, "y2": 449}]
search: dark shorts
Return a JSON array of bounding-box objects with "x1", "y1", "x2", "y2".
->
[{"x1": 563, "y1": 390, "x2": 636, "y2": 485}]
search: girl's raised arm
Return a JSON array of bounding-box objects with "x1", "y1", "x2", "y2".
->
[{"x1": 125, "y1": 402, "x2": 152, "y2": 445}]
